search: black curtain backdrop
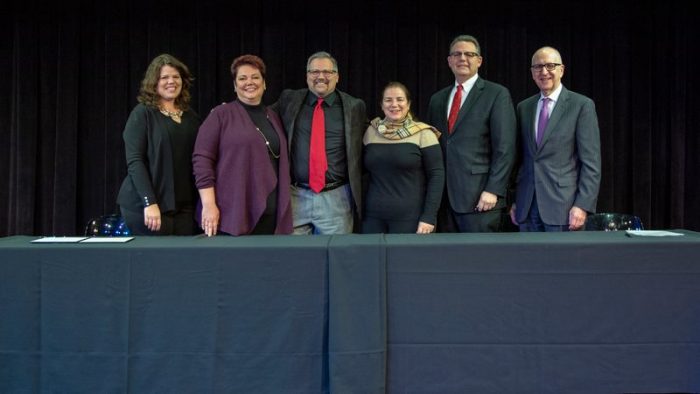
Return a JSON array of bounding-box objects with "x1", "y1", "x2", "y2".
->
[{"x1": 2, "y1": 0, "x2": 698, "y2": 236}]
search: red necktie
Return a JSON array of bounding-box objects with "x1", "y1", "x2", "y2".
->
[
  {"x1": 447, "y1": 85, "x2": 463, "y2": 133},
  {"x1": 309, "y1": 97, "x2": 327, "y2": 193}
]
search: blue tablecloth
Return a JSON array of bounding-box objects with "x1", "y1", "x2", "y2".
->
[{"x1": 2, "y1": 231, "x2": 699, "y2": 393}]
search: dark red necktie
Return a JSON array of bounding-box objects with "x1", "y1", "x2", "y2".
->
[
  {"x1": 309, "y1": 97, "x2": 327, "y2": 193},
  {"x1": 447, "y1": 85, "x2": 463, "y2": 133}
]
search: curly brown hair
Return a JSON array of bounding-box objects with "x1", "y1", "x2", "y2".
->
[{"x1": 137, "y1": 54, "x2": 193, "y2": 111}]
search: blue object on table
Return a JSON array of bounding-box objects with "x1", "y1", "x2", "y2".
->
[
  {"x1": 584, "y1": 213, "x2": 644, "y2": 231},
  {"x1": 85, "y1": 214, "x2": 131, "y2": 236}
]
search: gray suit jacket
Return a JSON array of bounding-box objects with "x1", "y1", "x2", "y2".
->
[
  {"x1": 514, "y1": 86, "x2": 602, "y2": 225},
  {"x1": 426, "y1": 77, "x2": 517, "y2": 213},
  {"x1": 274, "y1": 88, "x2": 367, "y2": 218}
]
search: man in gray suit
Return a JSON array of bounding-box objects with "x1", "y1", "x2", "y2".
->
[
  {"x1": 510, "y1": 46, "x2": 601, "y2": 231},
  {"x1": 427, "y1": 35, "x2": 516, "y2": 232},
  {"x1": 275, "y1": 51, "x2": 366, "y2": 234}
]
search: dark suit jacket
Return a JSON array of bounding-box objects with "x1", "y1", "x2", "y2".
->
[
  {"x1": 514, "y1": 86, "x2": 601, "y2": 225},
  {"x1": 426, "y1": 77, "x2": 516, "y2": 213},
  {"x1": 274, "y1": 88, "x2": 367, "y2": 219}
]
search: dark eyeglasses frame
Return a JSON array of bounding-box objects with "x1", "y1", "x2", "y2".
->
[
  {"x1": 449, "y1": 51, "x2": 480, "y2": 59},
  {"x1": 307, "y1": 69, "x2": 338, "y2": 77},
  {"x1": 531, "y1": 63, "x2": 562, "y2": 72}
]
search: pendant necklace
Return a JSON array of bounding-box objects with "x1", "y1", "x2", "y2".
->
[
  {"x1": 255, "y1": 126, "x2": 280, "y2": 159},
  {"x1": 159, "y1": 107, "x2": 183, "y2": 123}
]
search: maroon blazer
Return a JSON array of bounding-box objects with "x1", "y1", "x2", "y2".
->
[{"x1": 193, "y1": 101, "x2": 292, "y2": 235}]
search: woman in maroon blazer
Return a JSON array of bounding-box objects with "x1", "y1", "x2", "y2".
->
[{"x1": 192, "y1": 55, "x2": 292, "y2": 236}]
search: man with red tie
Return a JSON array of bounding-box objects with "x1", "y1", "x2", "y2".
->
[
  {"x1": 274, "y1": 52, "x2": 367, "y2": 234},
  {"x1": 426, "y1": 35, "x2": 517, "y2": 232}
]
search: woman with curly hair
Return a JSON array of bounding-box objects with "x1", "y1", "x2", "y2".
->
[{"x1": 117, "y1": 53, "x2": 201, "y2": 235}]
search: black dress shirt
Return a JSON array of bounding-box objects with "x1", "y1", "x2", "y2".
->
[{"x1": 291, "y1": 91, "x2": 347, "y2": 184}]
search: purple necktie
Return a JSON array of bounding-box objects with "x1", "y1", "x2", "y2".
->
[{"x1": 536, "y1": 97, "x2": 550, "y2": 146}]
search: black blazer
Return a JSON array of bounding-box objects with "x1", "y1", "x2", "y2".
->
[
  {"x1": 274, "y1": 88, "x2": 367, "y2": 218},
  {"x1": 117, "y1": 104, "x2": 199, "y2": 213},
  {"x1": 426, "y1": 77, "x2": 516, "y2": 213}
]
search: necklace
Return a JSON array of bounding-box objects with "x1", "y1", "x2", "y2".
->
[
  {"x1": 159, "y1": 107, "x2": 183, "y2": 123},
  {"x1": 255, "y1": 127, "x2": 280, "y2": 159}
]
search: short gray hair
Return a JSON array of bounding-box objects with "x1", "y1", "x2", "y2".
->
[
  {"x1": 306, "y1": 51, "x2": 338, "y2": 72},
  {"x1": 449, "y1": 35, "x2": 481, "y2": 55}
]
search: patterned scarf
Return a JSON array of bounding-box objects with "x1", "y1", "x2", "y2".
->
[{"x1": 371, "y1": 114, "x2": 441, "y2": 140}]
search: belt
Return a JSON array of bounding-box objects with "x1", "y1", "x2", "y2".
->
[{"x1": 292, "y1": 180, "x2": 347, "y2": 193}]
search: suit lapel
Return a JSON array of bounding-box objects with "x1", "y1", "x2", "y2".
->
[
  {"x1": 450, "y1": 77, "x2": 483, "y2": 136},
  {"x1": 337, "y1": 91, "x2": 354, "y2": 157},
  {"x1": 524, "y1": 96, "x2": 539, "y2": 154},
  {"x1": 538, "y1": 87, "x2": 569, "y2": 150},
  {"x1": 286, "y1": 90, "x2": 306, "y2": 151},
  {"x1": 433, "y1": 88, "x2": 450, "y2": 145},
  {"x1": 434, "y1": 87, "x2": 451, "y2": 133}
]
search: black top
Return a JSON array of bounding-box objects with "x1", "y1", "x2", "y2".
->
[
  {"x1": 363, "y1": 136, "x2": 444, "y2": 225},
  {"x1": 239, "y1": 100, "x2": 279, "y2": 218},
  {"x1": 239, "y1": 100, "x2": 280, "y2": 166},
  {"x1": 168, "y1": 116, "x2": 197, "y2": 207},
  {"x1": 291, "y1": 91, "x2": 347, "y2": 183}
]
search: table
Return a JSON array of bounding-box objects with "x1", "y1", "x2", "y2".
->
[
  {"x1": 2, "y1": 232, "x2": 699, "y2": 393},
  {"x1": 384, "y1": 231, "x2": 700, "y2": 393}
]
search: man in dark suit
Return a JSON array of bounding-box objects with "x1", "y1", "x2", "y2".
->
[
  {"x1": 427, "y1": 35, "x2": 516, "y2": 232},
  {"x1": 509, "y1": 46, "x2": 601, "y2": 231},
  {"x1": 274, "y1": 51, "x2": 366, "y2": 234}
]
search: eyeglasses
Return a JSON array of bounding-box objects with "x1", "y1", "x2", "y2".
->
[
  {"x1": 449, "y1": 51, "x2": 480, "y2": 59},
  {"x1": 531, "y1": 63, "x2": 562, "y2": 72},
  {"x1": 307, "y1": 69, "x2": 338, "y2": 77}
]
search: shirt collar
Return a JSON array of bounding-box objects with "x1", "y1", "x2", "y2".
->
[
  {"x1": 307, "y1": 90, "x2": 337, "y2": 106},
  {"x1": 541, "y1": 83, "x2": 563, "y2": 103},
  {"x1": 456, "y1": 73, "x2": 479, "y2": 91}
]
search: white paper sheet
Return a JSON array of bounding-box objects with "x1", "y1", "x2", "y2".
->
[
  {"x1": 79, "y1": 237, "x2": 134, "y2": 243},
  {"x1": 31, "y1": 237, "x2": 88, "y2": 243},
  {"x1": 625, "y1": 230, "x2": 684, "y2": 237}
]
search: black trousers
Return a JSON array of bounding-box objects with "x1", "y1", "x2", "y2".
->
[
  {"x1": 361, "y1": 216, "x2": 417, "y2": 234},
  {"x1": 437, "y1": 195, "x2": 503, "y2": 233},
  {"x1": 121, "y1": 206, "x2": 197, "y2": 235}
]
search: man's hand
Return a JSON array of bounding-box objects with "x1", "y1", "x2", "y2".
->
[
  {"x1": 569, "y1": 206, "x2": 587, "y2": 231},
  {"x1": 475, "y1": 191, "x2": 498, "y2": 212}
]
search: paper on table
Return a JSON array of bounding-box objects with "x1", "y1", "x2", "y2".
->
[
  {"x1": 31, "y1": 237, "x2": 88, "y2": 243},
  {"x1": 79, "y1": 237, "x2": 134, "y2": 243},
  {"x1": 625, "y1": 230, "x2": 684, "y2": 237}
]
